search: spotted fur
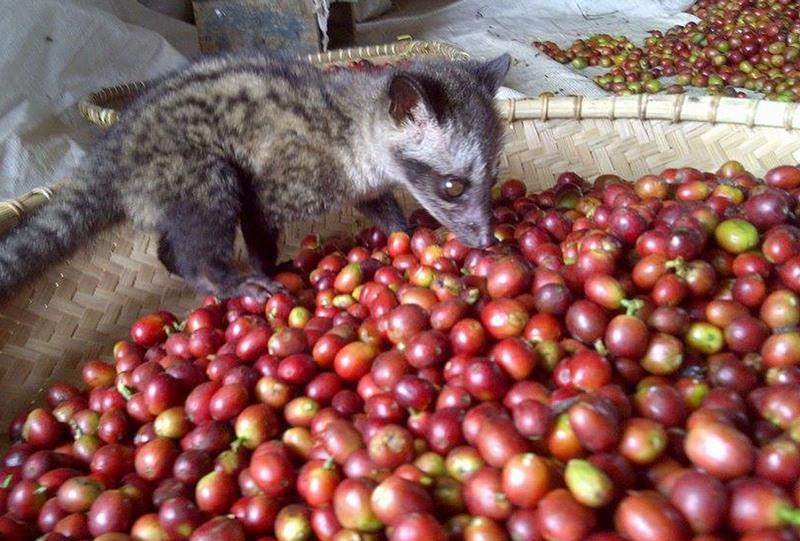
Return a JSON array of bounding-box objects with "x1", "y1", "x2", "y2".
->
[{"x1": 0, "y1": 50, "x2": 510, "y2": 300}]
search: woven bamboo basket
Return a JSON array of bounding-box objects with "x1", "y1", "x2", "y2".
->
[{"x1": 2, "y1": 39, "x2": 800, "y2": 449}]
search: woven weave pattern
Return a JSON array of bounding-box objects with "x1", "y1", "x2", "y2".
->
[
  {"x1": 0, "y1": 228, "x2": 197, "y2": 415},
  {"x1": 501, "y1": 117, "x2": 800, "y2": 193},
  {"x1": 3, "y1": 115, "x2": 799, "y2": 435}
]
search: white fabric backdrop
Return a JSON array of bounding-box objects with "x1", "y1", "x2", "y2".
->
[
  {"x1": 0, "y1": 0, "x2": 697, "y2": 199},
  {"x1": 0, "y1": 0, "x2": 197, "y2": 199}
]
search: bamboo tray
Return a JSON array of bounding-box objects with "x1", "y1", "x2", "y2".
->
[{"x1": 1, "y1": 42, "x2": 800, "y2": 446}]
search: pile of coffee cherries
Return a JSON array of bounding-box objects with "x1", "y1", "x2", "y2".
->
[
  {"x1": 534, "y1": 0, "x2": 800, "y2": 101},
  {"x1": 3, "y1": 160, "x2": 800, "y2": 541}
]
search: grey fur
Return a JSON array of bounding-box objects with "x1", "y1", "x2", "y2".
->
[{"x1": 0, "y1": 50, "x2": 510, "y2": 301}]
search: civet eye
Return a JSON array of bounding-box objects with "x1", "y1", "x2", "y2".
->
[{"x1": 442, "y1": 178, "x2": 466, "y2": 199}]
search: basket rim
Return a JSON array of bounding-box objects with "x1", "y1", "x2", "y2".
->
[
  {"x1": 497, "y1": 94, "x2": 800, "y2": 130},
  {"x1": 76, "y1": 40, "x2": 470, "y2": 129},
  {"x1": 6, "y1": 93, "x2": 800, "y2": 235}
]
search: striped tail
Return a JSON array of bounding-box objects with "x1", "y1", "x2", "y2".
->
[{"x1": 0, "y1": 176, "x2": 123, "y2": 300}]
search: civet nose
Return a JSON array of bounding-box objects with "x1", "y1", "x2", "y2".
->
[
  {"x1": 478, "y1": 232, "x2": 496, "y2": 248},
  {"x1": 466, "y1": 222, "x2": 495, "y2": 248}
]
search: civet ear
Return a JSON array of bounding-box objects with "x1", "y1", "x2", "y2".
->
[
  {"x1": 469, "y1": 53, "x2": 512, "y2": 95},
  {"x1": 388, "y1": 73, "x2": 434, "y2": 124}
]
